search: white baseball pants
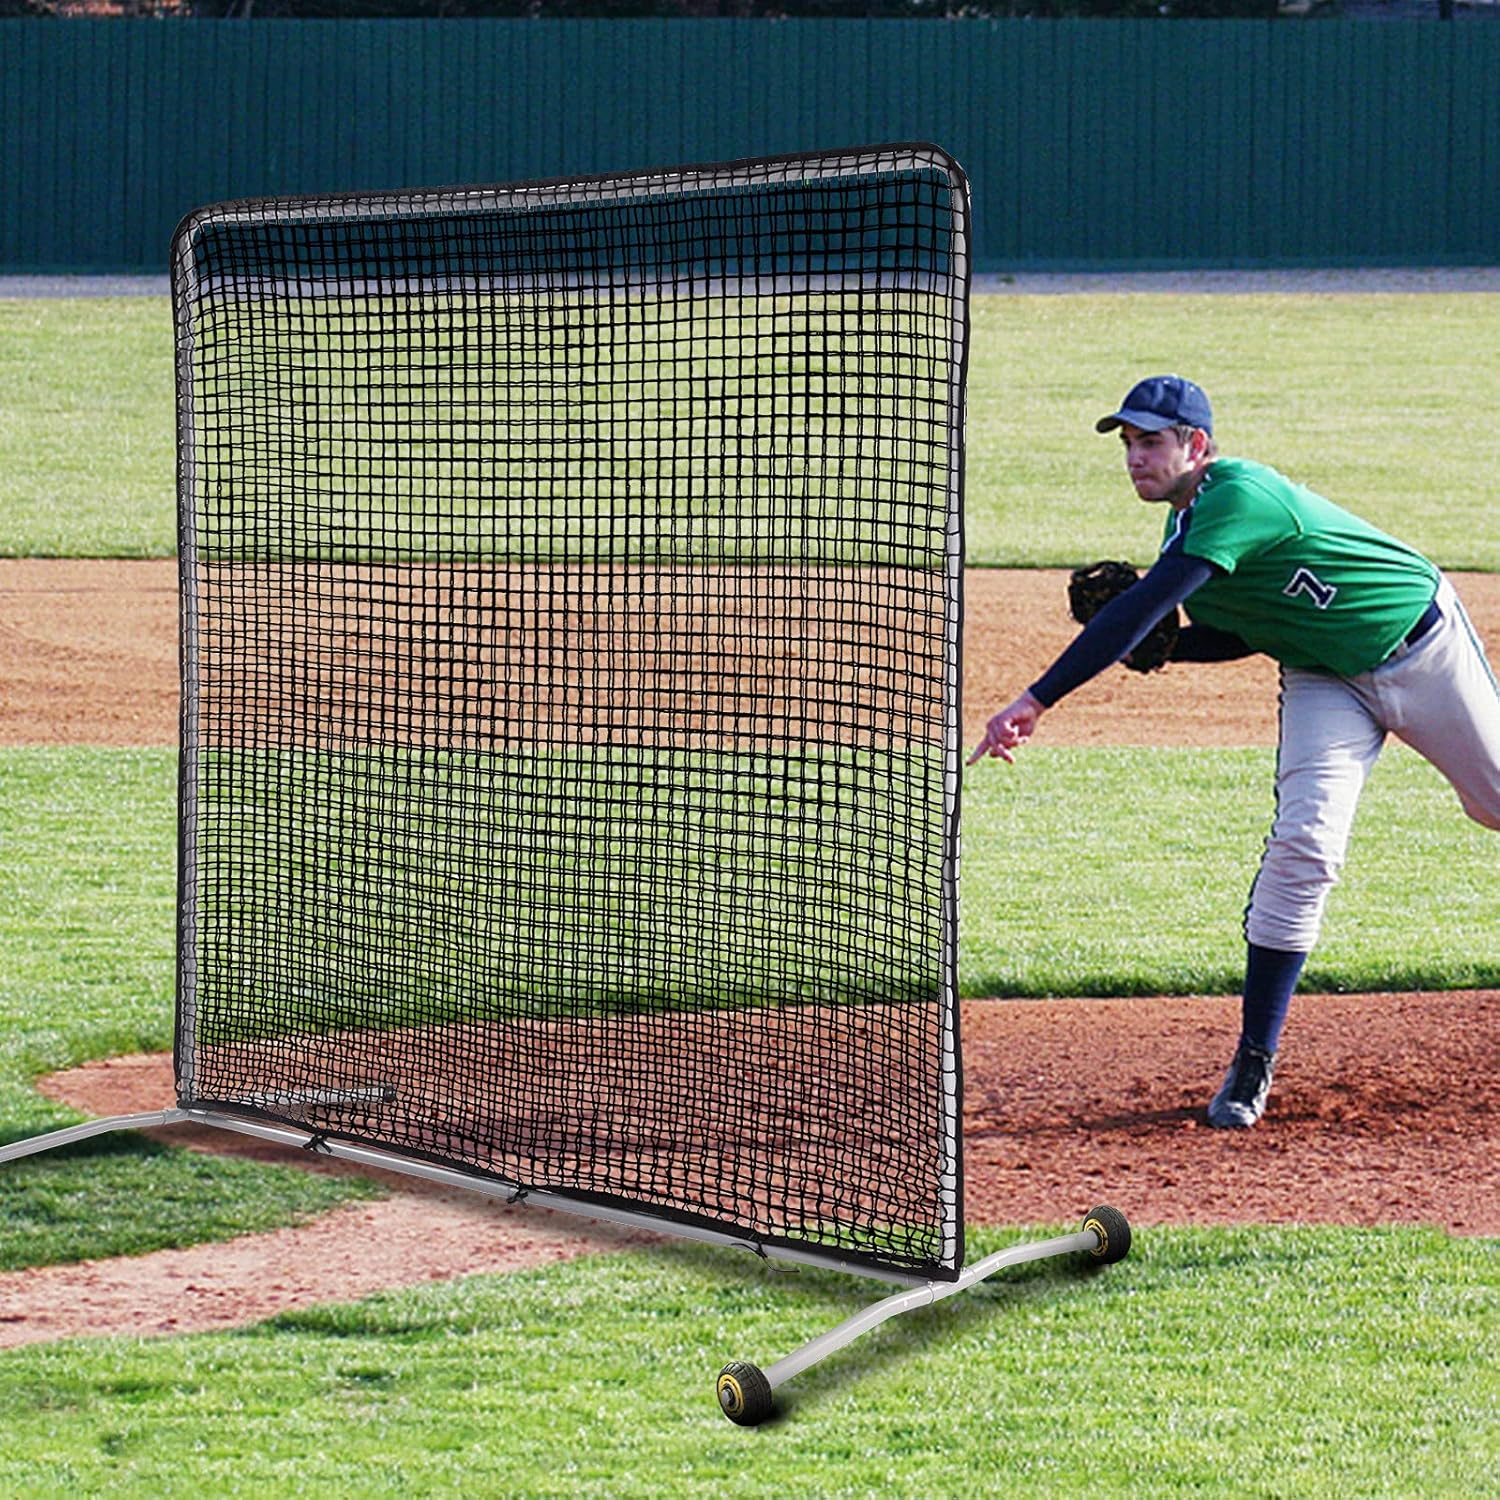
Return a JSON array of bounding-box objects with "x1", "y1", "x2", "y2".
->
[{"x1": 1245, "y1": 576, "x2": 1500, "y2": 953}]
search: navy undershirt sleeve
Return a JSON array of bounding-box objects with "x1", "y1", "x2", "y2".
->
[
  {"x1": 1028, "y1": 552, "x2": 1221, "y2": 708},
  {"x1": 1174, "y1": 620, "x2": 1256, "y2": 662}
]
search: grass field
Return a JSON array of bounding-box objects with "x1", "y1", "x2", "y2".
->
[
  {"x1": 185, "y1": 740, "x2": 1500, "y2": 1031},
  {"x1": 0, "y1": 1226, "x2": 1493, "y2": 1497},
  {"x1": 966, "y1": 292, "x2": 1500, "y2": 569},
  {"x1": 7, "y1": 743, "x2": 1496, "y2": 1057},
  {"x1": 3, "y1": 292, "x2": 1500, "y2": 567},
  {"x1": 965, "y1": 741, "x2": 1500, "y2": 996},
  {"x1": 184, "y1": 289, "x2": 957, "y2": 567},
  {"x1": 1, "y1": 288, "x2": 1495, "y2": 1490},
  {"x1": 0, "y1": 300, "x2": 173, "y2": 559}
]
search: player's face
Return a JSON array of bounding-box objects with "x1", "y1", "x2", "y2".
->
[{"x1": 1119, "y1": 424, "x2": 1200, "y2": 507}]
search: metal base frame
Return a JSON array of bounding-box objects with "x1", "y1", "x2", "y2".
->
[
  {"x1": 715, "y1": 1205, "x2": 1130, "y2": 1425},
  {"x1": 0, "y1": 1109, "x2": 951, "y2": 1285},
  {"x1": 0, "y1": 1113, "x2": 1130, "y2": 1425}
]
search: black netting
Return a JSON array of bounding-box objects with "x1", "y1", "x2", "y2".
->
[{"x1": 172, "y1": 145, "x2": 969, "y2": 1279}]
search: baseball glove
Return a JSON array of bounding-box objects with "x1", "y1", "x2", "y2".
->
[{"x1": 1067, "y1": 560, "x2": 1179, "y2": 673}]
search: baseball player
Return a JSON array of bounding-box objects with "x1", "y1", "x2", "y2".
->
[{"x1": 968, "y1": 375, "x2": 1500, "y2": 1128}]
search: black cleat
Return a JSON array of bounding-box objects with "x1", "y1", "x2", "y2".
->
[{"x1": 1207, "y1": 1039, "x2": 1276, "y2": 1129}]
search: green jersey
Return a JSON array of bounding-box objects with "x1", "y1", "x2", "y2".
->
[{"x1": 1162, "y1": 458, "x2": 1440, "y2": 677}]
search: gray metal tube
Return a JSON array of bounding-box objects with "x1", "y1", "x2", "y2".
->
[{"x1": 0, "y1": 1110, "x2": 192, "y2": 1163}]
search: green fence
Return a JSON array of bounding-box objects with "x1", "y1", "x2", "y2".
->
[{"x1": 2, "y1": 18, "x2": 1497, "y2": 272}]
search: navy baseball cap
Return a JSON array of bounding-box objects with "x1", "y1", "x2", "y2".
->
[{"x1": 1095, "y1": 375, "x2": 1213, "y2": 436}]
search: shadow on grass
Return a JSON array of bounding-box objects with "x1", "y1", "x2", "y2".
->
[
  {"x1": 778, "y1": 1264, "x2": 1116, "y2": 1423},
  {"x1": 662, "y1": 1236, "x2": 1124, "y2": 1428},
  {"x1": 0, "y1": 1127, "x2": 172, "y2": 1161}
]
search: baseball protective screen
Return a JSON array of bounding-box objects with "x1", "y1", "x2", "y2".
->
[{"x1": 171, "y1": 144, "x2": 969, "y2": 1280}]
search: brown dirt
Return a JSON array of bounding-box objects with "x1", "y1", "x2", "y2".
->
[
  {"x1": 185, "y1": 561, "x2": 953, "y2": 752},
  {"x1": 0, "y1": 559, "x2": 1313, "y2": 749},
  {"x1": 0, "y1": 560, "x2": 1495, "y2": 1349},
  {"x1": 4, "y1": 560, "x2": 1496, "y2": 749}
]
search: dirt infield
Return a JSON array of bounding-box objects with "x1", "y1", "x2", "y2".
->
[
  {"x1": 6, "y1": 560, "x2": 1498, "y2": 749},
  {"x1": 0, "y1": 560, "x2": 1495, "y2": 1348},
  {"x1": 3, "y1": 986, "x2": 1493, "y2": 1349}
]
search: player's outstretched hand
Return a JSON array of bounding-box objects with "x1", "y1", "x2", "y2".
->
[{"x1": 967, "y1": 690, "x2": 1045, "y2": 766}]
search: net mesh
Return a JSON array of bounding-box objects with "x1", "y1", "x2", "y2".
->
[{"x1": 172, "y1": 145, "x2": 969, "y2": 1279}]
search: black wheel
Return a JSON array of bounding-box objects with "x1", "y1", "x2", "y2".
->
[
  {"x1": 717, "y1": 1361, "x2": 774, "y2": 1426},
  {"x1": 1082, "y1": 1204, "x2": 1131, "y2": 1265}
]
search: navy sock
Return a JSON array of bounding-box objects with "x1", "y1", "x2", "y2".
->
[{"x1": 1240, "y1": 943, "x2": 1308, "y2": 1054}]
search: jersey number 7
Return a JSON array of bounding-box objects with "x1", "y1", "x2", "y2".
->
[{"x1": 1283, "y1": 567, "x2": 1337, "y2": 610}]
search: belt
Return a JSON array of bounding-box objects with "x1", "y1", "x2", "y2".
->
[{"x1": 1386, "y1": 597, "x2": 1442, "y2": 662}]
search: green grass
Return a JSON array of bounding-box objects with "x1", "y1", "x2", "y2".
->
[
  {"x1": 4, "y1": 740, "x2": 1493, "y2": 1079},
  {"x1": 0, "y1": 299, "x2": 175, "y2": 559},
  {"x1": 5, "y1": 293, "x2": 1500, "y2": 567},
  {"x1": 190, "y1": 744, "x2": 945, "y2": 1037},
  {"x1": 0, "y1": 748, "x2": 380, "y2": 1271},
  {"x1": 185, "y1": 290, "x2": 951, "y2": 566},
  {"x1": 0, "y1": 748, "x2": 177, "y2": 1121},
  {"x1": 960, "y1": 741, "x2": 1500, "y2": 996},
  {"x1": 969, "y1": 292, "x2": 1500, "y2": 569},
  {"x1": 0, "y1": 1226, "x2": 1492, "y2": 1497},
  {"x1": 0, "y1": 1144, "x2": 377, "y2": 1276}
]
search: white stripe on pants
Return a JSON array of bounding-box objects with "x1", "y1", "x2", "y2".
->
[{"x1": 1245, "y1": 577, "x2": 1500, "y2": 952}]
